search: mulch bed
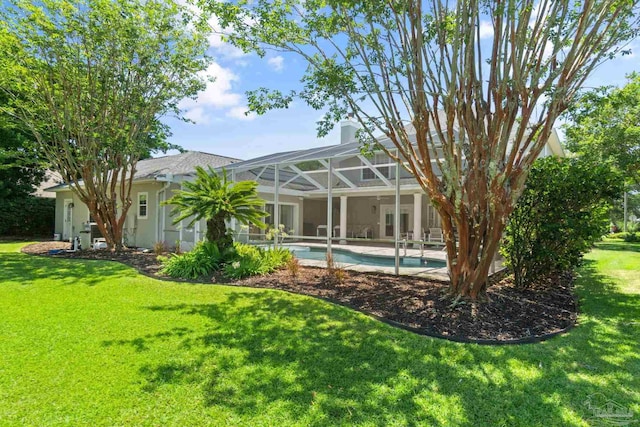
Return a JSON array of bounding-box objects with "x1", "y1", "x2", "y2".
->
[{"x1": 21, "y1": 241, "x2": 578, "y2": 343}]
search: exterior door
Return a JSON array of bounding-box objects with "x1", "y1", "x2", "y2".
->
[
  {"x1": 63, "y1": 199, "x2": 73, "y2": 241},
  {"x1": 380, "y1": 204, "x2": 412, "y2": 239}
]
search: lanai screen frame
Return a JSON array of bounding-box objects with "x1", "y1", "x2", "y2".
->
[{"x1": 221, "y1": 135, "x2": 445, "y2": 275}]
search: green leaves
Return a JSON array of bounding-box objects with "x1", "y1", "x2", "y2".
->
[
  {"x1": 502, "y1": 157, "x2": 623, "y2": 288},
  {"x1": 164, "y1": 166, "x2": 267, "y2": 249},
  {"x1": 564, "y1": 73, "x2": 640, "y2": 187},
  {"x1": 1, "y1": 0, "x2": 212, "y2": 248}
]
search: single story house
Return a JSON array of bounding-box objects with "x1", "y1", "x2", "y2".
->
[
  {"x1": 223, "y1": 117, "x2": 565, "y2": 247},
  {"x1": 50, "y1": 119, "x2": 564, "y2": 254},
  {"x1": 50, "y1": 151, "x2": 239, "y2": 250}
]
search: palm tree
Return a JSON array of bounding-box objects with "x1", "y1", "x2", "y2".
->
[{"x1": 164, "y1": 166, "x2": 267, "y2": 251}]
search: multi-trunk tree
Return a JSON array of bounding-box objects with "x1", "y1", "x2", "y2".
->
[
  {"x1": 209, "y1": 0, "x2": 639, "y2": 298},
  {"x1": 0, "y1": 0, "x2": 210, "y2": 250}
]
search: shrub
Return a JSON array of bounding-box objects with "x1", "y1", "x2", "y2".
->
[
  {"x1": 161, "y1": 240, "x2": 292, "y2": 280},
  {"x1": 261, "y1": 247, "x2": 293, "y2": 272},
  {"x1": 223, "y1": 257, "x2": 264, "y2": 279},
  {"x1": 502, "y1": 157, "x2": 622, "y2": 288},
  {"x1": 223, "y1": 243, "x2": 292, "y2": 279},
  {"x1": 286, "y1": 257, "x2": 300, "y2": 280},
  {"x1": 624, "y1": 232, "x2": 639, "y2": 243},
  {"x1": 160, "y1": 241, "x2": 222, "y2": 279},
  {"x1": 324, "y1": 251, "x2": 347, "y2": 285},
  {"x1": 153, "y1": 241, "x2": 169, "y2": 255},
  {"x1": 0, "y1": 196, "x2": 55, "y2": 237}
]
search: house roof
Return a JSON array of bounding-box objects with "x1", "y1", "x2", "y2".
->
[
  {"x1": 134, "y1": 151, "x2": 240, "y2": 180},
  {"x1": 224, "y1": 126, "x2": 564, "y2": 173},
  {"x1": 32, "y1": 170, "x2": 63, "y2": 198},
  {"x1": 47, "y1": 151, "x2": 240, "y2": 191}
]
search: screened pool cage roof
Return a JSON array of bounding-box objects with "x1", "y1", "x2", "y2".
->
[{"x1": 218, "y1": 131, "x2": 448, "y2": 195}]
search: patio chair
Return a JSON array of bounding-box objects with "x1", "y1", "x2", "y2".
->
[
  {"x1": 428, "y1": 227, "x2": 444, "y2": 243},
  {"x1": 356, "y1": 226, "x2": 372, "y2": 239}
]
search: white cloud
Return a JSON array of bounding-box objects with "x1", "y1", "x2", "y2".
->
[
  {"x1": 479, "y1": 21, "x2": 493, "y2": 39},
  {"x1": 179, "y1": 62, "x2": 250, "y2": 124},
  {"x1": 207, "y1": 15, "x2": 247, "y2": 59},
  {"x1": 267, "y1": 55, "x2": 285, "y2": 72},
  {"x1": 226, "y1": 106, "x2": 257, "y2": 121},
  {"x1": 183, "y1": 107, "x2": 209, "y2": 124}
]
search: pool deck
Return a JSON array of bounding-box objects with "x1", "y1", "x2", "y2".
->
[{"x1": 282, "y1": 242, "x2": 451, "y2": 280}]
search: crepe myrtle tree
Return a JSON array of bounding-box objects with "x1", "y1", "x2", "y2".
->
[
  {"x1": 0, "y1": 0, "x2": 211, "y2": 250},
  {"x1": 207, "y1": 0, "x2": 639, "y2": 299}
]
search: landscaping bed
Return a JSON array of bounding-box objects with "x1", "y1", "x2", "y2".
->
[{"x1": 22, "y1": 241, "x2": 577, "y2": 342}]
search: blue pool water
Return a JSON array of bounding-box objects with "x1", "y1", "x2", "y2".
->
[{"x1": 284, "y1": 245, "x2": 446, "y2": 269}]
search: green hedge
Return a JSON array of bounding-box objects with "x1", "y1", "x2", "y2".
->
[
  {"x1": 0, "y1": 197, "x2": 55, "y2": 237},
  {"x1": 502, "y1": 157, "x2": 621, "y2": 288}
]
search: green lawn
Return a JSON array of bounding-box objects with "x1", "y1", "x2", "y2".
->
[{"x1": 0, "y1": 241, "x2": 638, "y2": 426}]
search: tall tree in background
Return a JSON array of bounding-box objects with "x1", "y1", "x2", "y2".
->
[
  {"x1": 564, "y1": 73, "x2": 640, "y2": 230},
  {"x1": 0, "y1": 0, "x2": 211, "y2": 250},
  {"x1": 208, "y1": 0, "x2": 639, "y2": 298},
  {"x1": 564, "y1": 73, "x2": 640, "y2": 186},
  {"x1": 0, "y1": 93, "x2": 45, "y2": 199}
]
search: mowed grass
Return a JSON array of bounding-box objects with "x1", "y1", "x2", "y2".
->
[{"x1": 0, "y1": 241, "x2": 638, "y2": 426}]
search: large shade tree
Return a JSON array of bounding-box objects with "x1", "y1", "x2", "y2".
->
[
  {"x1": 0, "y1": 92, "x2": 45, "y2": 200},
  {"x1": 0, "y1": 0, "x2": 211, "y2": 250},
  {"x1": 164, "y1": 167, "x2": 267, "y2": 252},
  {"x1": 563, "y1": 73, "x2": 640, "y2": 230},
  {"x1": 564, "y1": 73, "x2": 640, "y2": 186},
  {"x1": 208, "y1": 0, "x2": 639, "y2": 298}
]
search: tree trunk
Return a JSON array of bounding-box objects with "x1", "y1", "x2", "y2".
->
[
  {"x1": 76, "y1": 186, "x2": 131, "y2": 252},
  {"x1": 445, "y1": 224, "x2": 504, "y2": 299},
  {"x1": 436, "y1": 191, "x2": 512, "y2": 300},
  {"x1": 206, "y1": 214, "x2": 232, "y2": 251}
]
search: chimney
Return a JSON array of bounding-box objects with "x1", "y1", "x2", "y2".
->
[{"x1": 340, "y1": 113, "x2": 360, "y2": 144}]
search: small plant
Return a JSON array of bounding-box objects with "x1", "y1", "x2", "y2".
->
[
  {"x1": 223, "y1": 243, "x2": 292, "y2": 279},
  {"x1": 160, "y1": 241, "x2": 222, "y2": 279},
  {"x1": 324, "y1": 251, "x2": 347, "y2": 285},
  {"x1": 332, "y1": 267, "x2": 347, "y2": 285},
  {"x1": 174, "y1": 240, "x2": 182, "y2": 255},
  {"x1": 326, "y1": 251, "x2": 334, "y2": 271},
  {"x1": 286, "y1": 256, "x2": 300, "y2": 280},
  {"x1": 265, "y1": 224, "x2": 292, "y2": 243},
  {"x1": 223, "y1": 257, "x2": 263, "y2": 279},
  {"x1": 624, "y1": 232, "x2": 639, "y2": 243},
  {"x1": 261, "y1": 247, "x2": 293, "y2": 272},
  {"x1": 153, "y1": 241, "x2": 169, "y2": 255}
]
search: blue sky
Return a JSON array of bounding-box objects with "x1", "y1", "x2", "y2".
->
[{"x1": 163, "y1": 16, "x2": 639, "y2": 161}]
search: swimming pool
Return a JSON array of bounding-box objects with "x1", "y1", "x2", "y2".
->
[{"x1": 283, "y1": 245, "x2": 447, "y2": 269}]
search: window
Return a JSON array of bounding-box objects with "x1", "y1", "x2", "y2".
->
[
  {"x1": 265, "y1": 203, "x2": 295, "y2": 233},
  {"x1": 138, "y1": 192, "x2": 148, "y2": 219},
  {"x1": 362, "y1": 153, "x2": 390, "y2": 180}
]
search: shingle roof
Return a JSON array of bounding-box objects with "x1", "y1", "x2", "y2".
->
[
  {"x1": 134, "y1": 151, "x2": 240, "y2": 179},
  {"x1": 47, "y1": 151, "x2": 240, "y2": 191},
  {"x1": 32, "y1": 170, "x2": 63, "y2": 198}
]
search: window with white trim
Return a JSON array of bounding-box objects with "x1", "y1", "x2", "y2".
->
[
  {"x1": 138, "y1": 192, "x2": 148, "y2": 219},
  {"x1": 362, "y1": 153, "x2": 391, "y2": 180}
]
